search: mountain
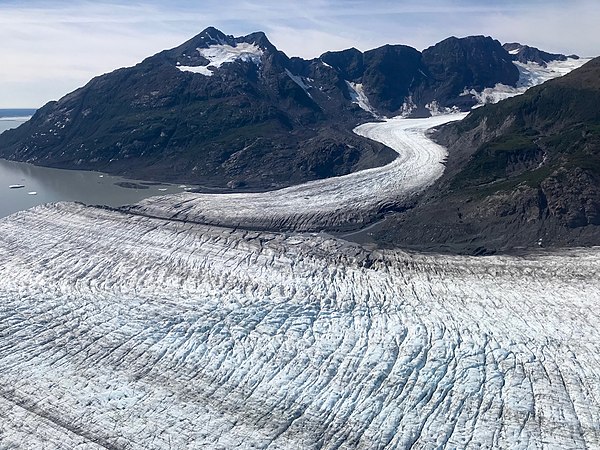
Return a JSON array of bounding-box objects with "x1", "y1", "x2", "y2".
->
[
  {"x1": 319, "y1": 35, "x2": 519, "y2": 116},
  {"x1": 503, "y1": 42, "x2": 577, "y2": 66},
  {"x1": 417, "y1": 36, "x2": 519, "y2": 112},
  {"x1": 0, "y1": 27, "x2": 394, "y2": 190},
  {"x1": 370, "y1": 57, "x2": 600, "y2": 254},
  {"x1": 0, "y1": 28, "x2": 537, "y2": 188}
]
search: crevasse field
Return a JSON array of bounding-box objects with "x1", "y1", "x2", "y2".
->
[{"x1": 1, "y1": 109, "x2": 599, "y2": 449}]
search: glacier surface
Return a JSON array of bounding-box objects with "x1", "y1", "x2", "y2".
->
[
  {"x1": 0, "y1": 202, "x2": 599, "y2": 449},
  {"x1": 469, "y1": 57, "x2": 592, "y2": 107},
  {"x1": 1, "y1": 95, "x2": 599, "y2": 448},
  {"x1": 127, "y1": 113, "x2": 466, "y2": 232}
]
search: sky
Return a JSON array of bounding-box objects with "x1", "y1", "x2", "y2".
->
[{"x1": 0, "y1": 0, "x2": 598, "y2": 108}]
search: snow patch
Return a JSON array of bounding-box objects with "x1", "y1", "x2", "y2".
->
[
  {"x1": 177, "y1": 42, "x2": 264, "y2": 76},
  {"x1": 285, "y1": 69, "x2": 312, "y2": 98},
  {"x1": 425, "y1": 100, "x2": 461, "y2": 116},
  {"x1": 346, "y1": 81, "x2": 381, "y2": 118},
  {"x1": 468, "y1": 57, "x2": 591, "y2": 107},
  {"x1": 400, "y1": 96, "x2": 417, "y2": 118},
  {"x1": 467, "y1": 83, "x2": 524, "y2": 107}
]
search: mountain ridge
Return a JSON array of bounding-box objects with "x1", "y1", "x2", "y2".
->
[
  {"x1": 0, "y1": 26, "x2": 578, "y2": 190},
  {"x1": 368, "y1": 57, "x2": 600, "y2": 254}
]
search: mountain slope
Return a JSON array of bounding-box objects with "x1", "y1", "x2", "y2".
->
[
  {"x1": 0, "y1": 28, "x2": 394, "y2": 190},
  {"x1": 0, "y1": 29, "x2": 540, "y2": 188},
  {"x1": 371, "y1": 57, "x2": 600, "y2": 253},
  {"x1": 503, "y1": 42, "x2": 577, "y2": 66},
  {"x1": 320, "y1": 35, "x2": 519, "y2": 116},
  {"x1": 417, "y1": 36, "x2": 519, "y2": 111}
]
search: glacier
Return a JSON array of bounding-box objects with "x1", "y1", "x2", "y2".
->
[
  {"x1": 126, "y1": 113, "x2": 467, "y2": 232},
  {"x1": 1, "y1": 109, "x2": 599, "y2": 448},
  {"x1": 0, "y1": 202, "x2": 599, "y2": 449}
]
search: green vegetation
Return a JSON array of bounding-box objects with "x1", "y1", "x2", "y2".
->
[
  {"x1": 448, "y1": 58, "x2": 600, "y2": 203},
  {"x1": 458, "y1": 165, "x2": 555, "y2": 200},
  {"x1": 451, "y1": 132, "x2": 540, "y2": 188}
]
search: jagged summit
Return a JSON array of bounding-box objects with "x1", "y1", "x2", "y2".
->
[
  {"x1": 503, "y1": 42, "x2": 578, "y2": 66},
  {"x1": 173, "y1": 27, "x2": 277, "y2": 52},
  {"x1": 157, "y1": 27, "x2": 282, "y2": 77},
  {"x1": 164, "y1": 27, "x2": 234, "y2": 59},
  {"x1": 197, "y1": 26, "x2": 230, "y2": 44}
]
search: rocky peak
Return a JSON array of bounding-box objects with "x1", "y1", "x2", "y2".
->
[
  {"x1": 503, "y1": 42, "x2": 576, "y2": 67},
  {"x1": 423, "y1": 36, "x2": 518, "y2": 87},
  {"x1": 320, "y1": 48, "x2": 365, "y2": 81},
  {"x1": 196, "y1": 27, "x2": 233, "y2": 46},
  {"x1": 361, "y1": 44, "x2": 425, "y2": 113},
  {"x1": 237, "y1": 31, "x2": 277, "y2": 53},
  {"x1": 168, "y1": 27, "x2": 234, "y2": 57},
  {"x1": 157, "y1": 27, "x2": 285, "y2": 74},
  {"x1": 418, "y1": 35, "x2": 519, "y2": 109}
]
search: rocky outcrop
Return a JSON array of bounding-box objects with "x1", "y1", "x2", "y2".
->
[
  {"x1": 503, "y1": 42, "x2": 575, "y2": 67},
  {"x1": 320, "y1": 36, "x2": 520, "y2": 116},
  {"x1": 418, "y1": 36, "x2": 519, "y2": 110},
  {"x1": 372, "y1": 58, "x2": 600, "y2": 253}
]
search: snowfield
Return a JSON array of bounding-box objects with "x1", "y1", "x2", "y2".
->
[
  {"x1": 178, "y1": 42, "x2": 263, "y2": 76},
  {"x1": 127, "y1": 113, "x2": 466, "y2": 232},
  {"x1": 469, "y1": 57, "x2": 592, "y2": 106},
  {"x1": 0, "y1": 202, "x2": 599, "y2": 449},
  {"x1": 346, "y1": 81, "x2": 381, "y2": 118}
]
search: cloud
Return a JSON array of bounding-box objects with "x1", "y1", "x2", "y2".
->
[{"x1": 0, "y1": 0, "x2": 598, "y2": 108}]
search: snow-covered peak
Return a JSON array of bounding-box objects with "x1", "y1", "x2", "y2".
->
[{"x1": 177, "y1": 42, "x2": 264, "y2": 76}]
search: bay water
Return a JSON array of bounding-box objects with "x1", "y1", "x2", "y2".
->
[{"x1": 0, "y1": 113, "x2": 193, "y2": 218}]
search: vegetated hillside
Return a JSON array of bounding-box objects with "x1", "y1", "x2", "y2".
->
[
  {"x1": 0, "y1": 27, "x2": 524, "y2": 189},
  {"x1": 372, "y1": 57, "x2": 600, "y2": 254}
]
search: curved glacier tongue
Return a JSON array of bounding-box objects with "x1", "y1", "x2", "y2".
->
[{"x1": 127, "y1": 114, "x2": 467, "y2": 233}]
